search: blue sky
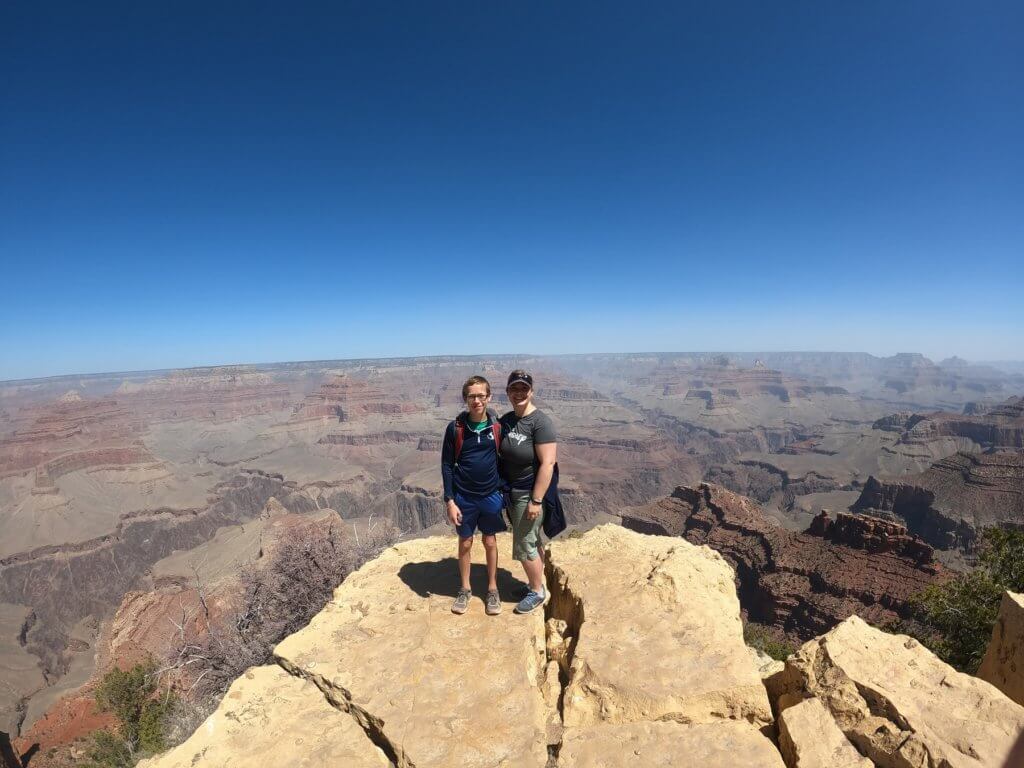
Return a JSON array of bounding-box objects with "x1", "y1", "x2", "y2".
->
[{"x1": 2, "y1": 2, "x2": 1022, "y2": 380}]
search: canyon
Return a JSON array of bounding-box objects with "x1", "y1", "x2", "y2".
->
[{"x1": 1, "y1": 352, "x2": 1022, "y2": 764}]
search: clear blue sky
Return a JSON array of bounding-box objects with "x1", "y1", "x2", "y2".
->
[{"x1": 2, "y1": 2, "x2": 1022, "y2": 380}]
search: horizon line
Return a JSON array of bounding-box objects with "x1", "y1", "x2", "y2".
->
[{"x1": 4, "y1": 350, "x2": 1022, "y2": 387}]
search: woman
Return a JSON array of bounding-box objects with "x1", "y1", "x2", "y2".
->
[{"x1": 499, "y1": 370, "x2": 557, "y2": 614}]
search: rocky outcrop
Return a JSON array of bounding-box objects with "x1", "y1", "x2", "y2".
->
[
  {"x1": 769, "y1": 616, "x2": 1024, "y2": 767},
  {"x1": 136, "y1": 524, "x2": 1024, "y2": 767},
  {"x1": 979, "y1": 592, "x2": 1024, "y2": 707},
  {"x1": 622, "y1": 484, "x2": 943, "y2": 640},
  {"x1": 143, "y1": 526, "x2": 784, "y2": 767},
  {"x1": 807, "y1": 509, "x2": 934, "y2": 563},
  {"x1": 854, "y1": 451, "x2": 1024, "y2": 550}
]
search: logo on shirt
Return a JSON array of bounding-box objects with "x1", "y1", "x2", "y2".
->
[{"x1": 508, "y1": 429, "x2": 527, "y2": 446}]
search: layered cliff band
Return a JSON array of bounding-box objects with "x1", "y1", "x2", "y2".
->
[{"x1": 440, "y1": 370, "x2": 560, "y2": 616}]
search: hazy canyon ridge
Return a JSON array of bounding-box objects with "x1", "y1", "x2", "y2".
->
[{"x1": 1, "y1": 351, "x2": 1023, "y2": 760}]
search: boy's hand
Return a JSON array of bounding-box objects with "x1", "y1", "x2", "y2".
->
[{"x1": 447, "y1": 500, "x2": 463, "y2": 526}]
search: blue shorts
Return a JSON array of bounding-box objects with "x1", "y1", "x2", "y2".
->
[{"x1": 455, "y1": 490, "x2": 507, "y2": 538}]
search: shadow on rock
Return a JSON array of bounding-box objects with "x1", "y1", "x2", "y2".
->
[{"x1": 398, "y1": 558, "x2": 523, "y2": 598}]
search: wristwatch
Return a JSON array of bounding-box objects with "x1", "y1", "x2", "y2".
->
[{"x1": 530, "y1": 497, "x2": 543, "y2": 505}]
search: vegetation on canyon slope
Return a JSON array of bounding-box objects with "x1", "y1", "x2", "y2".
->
[
  {"x1": 909, "y1": 527, "x2": 1024, "y2": 673},
  {"x1": 85, "y1": 661, "x2": 175, "y2": 768}
]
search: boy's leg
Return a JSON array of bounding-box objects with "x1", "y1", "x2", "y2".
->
[
  {"x1": 458, "y1": 535, "x2": 473, "y2": 591},
  {"x1": 482, "y1": 533, "x2": 498, "y2": 592}
]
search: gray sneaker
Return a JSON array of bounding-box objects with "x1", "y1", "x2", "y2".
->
[
  {"x1": 452, "y1": 588, "x2": 472, "y2": 615},
  {"x1": 514, "y1": 588, "x2": 546, "y2": 615},
  {"x1": 485, "y1": 589, "x2": 502, "y2": 616}
]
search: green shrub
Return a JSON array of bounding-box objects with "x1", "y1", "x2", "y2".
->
[
  {"x1": 83, "y1": 730, "x2": 132, "y2": 768},
  {"x1": 89, "y1": 659, "x2": 176, "y2": 765},
  {"x1": 910, "y1": 527, "x2": 1024, "y2": 673},
  {"x1": 743, "y1": 621, "x2": 796, "y2": 661}
]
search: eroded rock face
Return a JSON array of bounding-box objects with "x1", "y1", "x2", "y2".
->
[
  {"x1": 770, "y1": 616, "x2": 1024, "y2": 767},
  {"x1": 137, "y1": 665, "x2": 389, "y2": 768},
  {"x1": 854, "y1": 450, "x2": 1024, "y2": 550},
  {"x1": 979, "y1": 592, "x2": 1024, "y2": 707},
  {"x1": 622, "y1": 484, "x2": 942, "y2": 641}
]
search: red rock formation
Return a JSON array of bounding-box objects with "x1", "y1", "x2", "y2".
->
[
  {"x1": 807, "y1": 509, "x2": 934, "y2": 563},
  {"x1": 622, "y1": 483, "x2": 943, "y2": 640},
  {"x1": 853, "y1": 450, "x2": 1024, "y2": 550}
]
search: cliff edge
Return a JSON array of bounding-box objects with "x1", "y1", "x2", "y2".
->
[{"x1": 139, "y1": 526, "x2": 1024, "y2": 767}]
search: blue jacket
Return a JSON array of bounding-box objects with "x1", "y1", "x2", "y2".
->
[{"x1": 441, "y1": 412, "x2": 501, "y2": 499}]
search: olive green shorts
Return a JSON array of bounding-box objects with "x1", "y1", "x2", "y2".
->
[{"x1": 509, "y1": 489, "x2": 544, "y2": 561}]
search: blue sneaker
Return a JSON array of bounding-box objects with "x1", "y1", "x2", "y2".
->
[{"x1": 514, "y1": 588, "x2": 546, "y2": 614}]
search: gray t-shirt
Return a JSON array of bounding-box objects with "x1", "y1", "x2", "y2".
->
[{"x1": 499, "y1": 409, "x2": 557, "y2": 490}]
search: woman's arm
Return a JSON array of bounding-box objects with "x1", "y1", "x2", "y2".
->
[{"x1": 527, "y1": 441, "x2": 557, "y2": 520}]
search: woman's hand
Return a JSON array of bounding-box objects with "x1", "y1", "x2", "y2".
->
[
  {"x1": 526, "y1": 500, "x2": 542, "y2": 521},
  {"x1": 447, "y1": 500, "x2": 463, "y2": 526}
]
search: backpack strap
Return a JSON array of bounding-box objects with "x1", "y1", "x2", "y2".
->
[
  {"x1": 453, "y1": 415, "x2": 466, "y2": 461},
  {"x1": 488, "y1": 409, "x2": 502, "y2": 454}
]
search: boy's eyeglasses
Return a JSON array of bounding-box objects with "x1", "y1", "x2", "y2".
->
[{"x1": 465, "y1": 394, "x2": 489, "y2": 400}]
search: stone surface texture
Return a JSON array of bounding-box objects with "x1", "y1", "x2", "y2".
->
[
  {"x1": 770, "y1": 615, "x2": 1024, "y2": 768},
  {"x1": 137, "y1": 665, "x2": 389, "y2": 768},
  {"x1": 979, "y1": 591, "x2": 1024, "y2": 707},
  {"x1": 547, "y1": 525, "x2": 772, "y2": 728},
  {"x1": 274, "y1": 533, "x2": 549, "y2": 768},
  {"x1": 777, "y1": 696, "x2": 871, "y2": 767}
]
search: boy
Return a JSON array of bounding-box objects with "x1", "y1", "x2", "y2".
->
[{"x1": 441, "y1": 376, "x2": 505, "y2": 615}]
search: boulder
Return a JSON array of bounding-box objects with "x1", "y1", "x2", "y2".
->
[
  {"x1": 777, "y1": 697, "x2": 871, "y2": 767},
  {"x1": 979, "y1": 591, "x2": 1024, "y2": 706},
  {"x1": 137, "y1": 665, "x2": 389, "y2": 768},
  {"x1": 770, "y1": 615, "x2": 1024, "y2": 767},
  {"x1": 547, "y1": 525, "x2": 773, "y2": 728}
]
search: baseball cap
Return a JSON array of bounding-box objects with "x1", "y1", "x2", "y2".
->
[{"x1": 507, "y1": 370, "x2": 533, "y2": 388}]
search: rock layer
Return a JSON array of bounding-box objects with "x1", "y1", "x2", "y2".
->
[{"x1": 854, "y1": 450, "x2": 1024, "y2": 550}]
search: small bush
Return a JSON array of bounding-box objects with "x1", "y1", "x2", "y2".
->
[
  {"x1": 909, "y1": 527, "x2": 1024, "y2": 673},
  {"x1": 743, "y1": 621, "x2": 796, "y2": 661}
]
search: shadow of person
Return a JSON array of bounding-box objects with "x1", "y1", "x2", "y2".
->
[{"x1": 398, "y1": 558, "x2": 524, "y2": 598}]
